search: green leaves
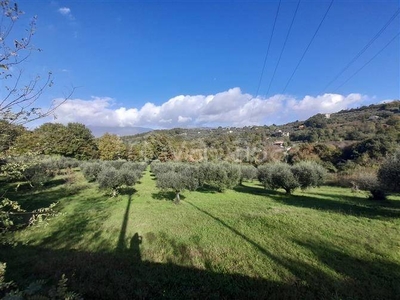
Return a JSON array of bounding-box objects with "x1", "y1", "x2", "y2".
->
[
  {"x1": 81, "y1": 160, "x2": 146, "y2": 197},
  {"x1": 258, "y1": 161, "x2": 327, "y2": 194}
]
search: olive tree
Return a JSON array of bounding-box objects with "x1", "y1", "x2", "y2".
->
[
  {"x1": 377, "y1": 152, "x2": 400, "y2": 193},
  {"x1": 198, "y1": 162, "x2": 241, "y2": 192},
  {"x1": 291, "y1": 161, "x2": 326, "y2": 190},
  {"x1": 96, "y1": 163, "x2": 143, "y2": 197},
  {"x1": 240, "y1": 165, "x2": 258, "y2": 184},
  {"x1": 156, "y1": 165, "x2": 200, "y2": 203},
  {"x1": 80, "y1": 162, "x2": 104, "y2": 182},
  {"x1": 269, "y1": 163, "x2": 299, "y2": 194},
  {"x1": 257, "y1": 165, "x2": 273, "y2": 190}
]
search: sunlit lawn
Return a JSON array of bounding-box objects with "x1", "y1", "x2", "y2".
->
[{"x1": 1, "y1": 168, "x2": 400, "y2": 299}]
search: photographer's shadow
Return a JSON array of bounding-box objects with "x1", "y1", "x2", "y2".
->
[{"x1": 128, "y1": 232, "x2": 142, "y2": 263}]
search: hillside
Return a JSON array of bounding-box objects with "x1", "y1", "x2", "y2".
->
[{"x1": 121, "y1": 100, "x2": 400, "y2": 145}]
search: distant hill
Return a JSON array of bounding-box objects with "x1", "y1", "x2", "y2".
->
[
  {"x1": 88, "y1": 126, "x2": 152, "y2": 137},
  {"x1": 121, "y1": 101, "x2": 400, "y2": 145}
]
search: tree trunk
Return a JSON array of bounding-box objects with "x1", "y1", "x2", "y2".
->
[{"x1": 174, "y1": 191, "x2": 181, "y2": 204}]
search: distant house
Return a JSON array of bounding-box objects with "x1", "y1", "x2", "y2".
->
[
  {"x1": 273, "y1": 141, "x2": 284, "y2": 147},
  {"x1": 325, "y1": 113, "x2": 331, "y2": 119},
  {"x1": 274, "y1": 130, "x2": 290, "y2": 137},
  {"x1": 298, "y1": 125, "x2": 305, "y2": 130},
  {"x1": 369, "y1": 115, "x2": 379, "y2": 120}
]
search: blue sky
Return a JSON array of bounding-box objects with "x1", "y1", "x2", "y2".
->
[{"x1": 4, "y1": 0, "x2": 400, "y2": 129}]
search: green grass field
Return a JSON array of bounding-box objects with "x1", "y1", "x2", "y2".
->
[{"x1": 1, "y1": 168, "x2": 400, "y2": 299}]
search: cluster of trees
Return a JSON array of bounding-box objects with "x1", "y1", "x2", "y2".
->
[
  {"x1": 5, "y1": 122, "x2": 97, "y2": 159},
  {"x1": 81, "y1": 161, "x2": 147, "y2": 196},
  {"x1": 151, "y1": 161, "x2": 328, "y2": 203},
  {"x1": 2, "y1": 120, "x2": 177, "y2": 163},
  {"x1": 290, "y1": 102, "x2": 400, "y2": 143},
  {"x1": 152, "y1": 154, "x2": 399, "y2": 202},
  {"x1": 151, "y1": 161, "x2": 244, "y2": 203},
  {"x1": 288, "y1": 133, "x2": 399, "y2": 172},
  {"x1": 1, "y1": 155, "x2": 79, "y2": 189},
  {"x1": 0, "y1": 155, "x2": 80, "y2": 233}
]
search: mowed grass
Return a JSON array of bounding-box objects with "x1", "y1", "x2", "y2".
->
[{"x1": 1, "y1": 168, "x2": 400, "y2": 299}]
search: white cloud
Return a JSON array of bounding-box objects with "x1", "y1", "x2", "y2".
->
[
  {"x1": 58, "y1": 7, "x2": 71, "y2": 15},
  {"x1": 58, "y1": 7, "x2": 74, "y2": 20},
  {"x1": 53, "y1": 88, "x2": 368, "y2": 128}
]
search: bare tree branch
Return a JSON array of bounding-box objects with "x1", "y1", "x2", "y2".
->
[{"x1": 0, "y1": 1, "x2": 72, "y2": 125}]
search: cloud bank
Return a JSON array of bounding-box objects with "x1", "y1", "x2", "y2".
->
[{"x1": 53, "y1": 87, "x2": 367, "y2": 128}]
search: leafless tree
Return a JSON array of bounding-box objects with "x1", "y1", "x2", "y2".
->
[{"x1": 0, "y1": 0, "x2": 71, "y2": 124}]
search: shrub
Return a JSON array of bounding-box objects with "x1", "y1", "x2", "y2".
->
[
  {"x1": 1, "y1": 156, "x2": 55, "y2": 187},
  {"x1": 23, "y1": 162, "x2": 55, "y2": 187},
  {"x1": 57, "y1": 157, "x2": 80, "y2": 169},
  {"x1": 352, "y1": 172, "x2": 386, "y2": 200},
  {"x1": 377, "y1": 152, "x2": 400, "y2": 193}
]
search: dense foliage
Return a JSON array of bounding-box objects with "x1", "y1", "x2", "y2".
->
[
  {"x1": 378, "y1": 152, "x2": 400, "y2": 193},
  {"x1": 81, "y1": 160, "x2": 146, "y2": 196},
  {"x1": 258, "y1": 162, "x2": 326, "y2": 194}
]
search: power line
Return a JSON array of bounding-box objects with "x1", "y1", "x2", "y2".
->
[
  {"x1": 322, "y1": 8, "x2": 400, "y2": 93},
  {"x1": 266, "y1": 0, "x2": 301, "y2": 97},
  {"x1": 255, "y1": 0, "x2": 282, "y2": 97},
  {"x1": 282, "y1": 0, "x2": 334, "y2": 94},
  {"x1": 333, "y1": 31, "x2": 400, "y2": 93}
]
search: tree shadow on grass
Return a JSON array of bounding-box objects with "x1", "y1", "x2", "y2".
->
[
  {"x1": 0, "y1": 185, "x2": 86, "y2": 212},
  {"x1": 42, "y1": 178, "x2": 69, "y2": 189},
  {"x1": 286, "y1": 239, "x2": 400, "y2": 299},
  {"x1": 37, "y1": 194, "x2": 115, "y2": 250},
  {"x1": 1, "y1": 177, "x2": 70, "y2": 194},
  {"x1": 151, "y1": 191, "x2": 185, "y2": 201},
  {"x1": 196, "y1": 184, "x2": 221, "y2": 194},
  {"x1": 309, "y1": 191, "x2": 400, "y2": 209},
  {"x1": 0, "y1": 242, "x2": 299, "y2": 300},
  {"x1": 2, "y1": 237, "x2": 398, "y2": 300},
  {"x1": 119, "y1": 187, "x2": 137, "y2": 196},
  {"x1": 234, "y1": 184, "x2": 282, "y2": 196},
  {"x1": 2, "y1": 192, "x2": 399, "y2": 299},
  {"x1": 234, "y1": 183, "x2": 400, "y2": 219}
]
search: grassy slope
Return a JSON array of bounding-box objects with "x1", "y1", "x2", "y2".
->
[{"x1": 1, "y1": 169, "x2": 400, "y2": 299}]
